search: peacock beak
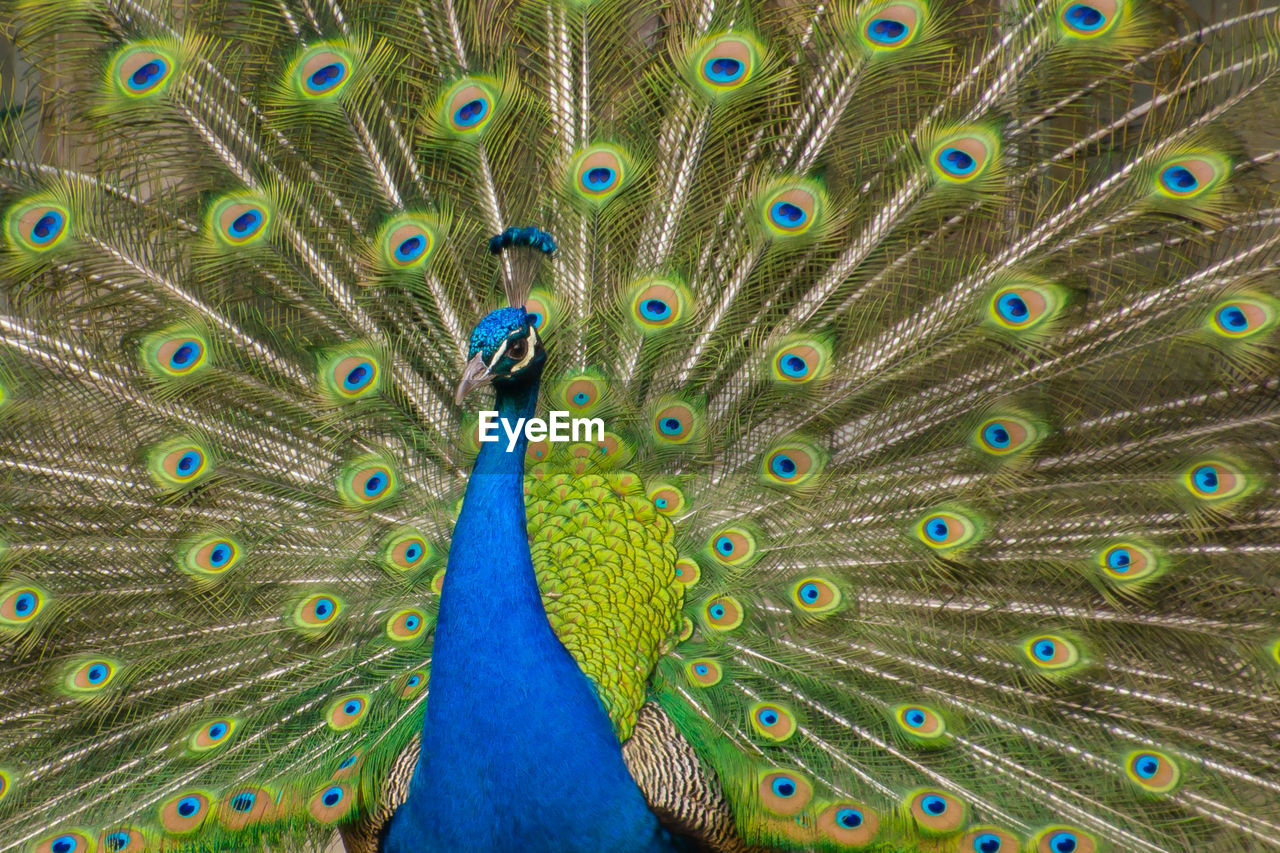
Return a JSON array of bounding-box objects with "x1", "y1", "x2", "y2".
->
[{"x1": 454, "y1": 354, "x2": 494, "y2": 405}]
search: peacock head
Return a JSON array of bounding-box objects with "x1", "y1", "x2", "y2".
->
[{"x1": 455, "y1": 306, "x2": 545, "y2": 404}]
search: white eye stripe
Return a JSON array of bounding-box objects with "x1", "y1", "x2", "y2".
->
[
  {"x1": 487, "y1": 339, "x2": 509, "y2": 370},
  {"x1": 487, "y1": 327, "x2": 537, "y2": 373}
]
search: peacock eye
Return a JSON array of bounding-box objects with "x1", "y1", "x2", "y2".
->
[{"x1": 506, "y1": 338, "x2": 528, "y2": 361}]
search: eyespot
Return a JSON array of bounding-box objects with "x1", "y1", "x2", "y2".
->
[
  {"x1": 818, "y1": 802, "x2": 880, "y2": 845},
  {"x1": 441, "y1": 79, "x2": 498, "y2": 135},
  {"x1": 562, "y1": 377, "x2": 602, "y2": 412},
  {"x1": 386, "y1": 608, "x2": 428, "y2": 642},
  {"x1": 861, "y1": 2, "x2": 923, "y2": 50},
  {"x1": 34, "y1": 831, "x2": 94, "y2": 853},
  {"x1": 986, "y1": 280, "x2": 1064, "y2": 334},
  {"x1": 572, "y1": 145, "x2": 631, "y2": 204},
  {"x1": 431, "y1": 570, "x2": 446, "y2": 595},
  {"x1": 66, "y1": 658, "x2": 118, "y2": 694},
  {"x1": 399, "y1": 669, "x2": 427, "y2": 699},
  {"x1": 791, "y1": 577, "x2": 841, "y2": 614},
  {"x1": 1058, "y1": 0, "x2": 1120, "y2": 37},
  {"x1": 294, "y1": 593, "x2": 342, "y2": 630},
  {"x1": 1097, "y1": 542, "x2": 1158, "y2": 583},
  {"x1": 523, "y1": 291, "x2": 555, "y2": 333},
  {"x1": 339, "y1": 457, "x2": 399, "y2": 506},
  {"x1": 916, "y1": 510, "x2": 980, "y2": 550},
  {"x1": 1155, "y1": 156, "x2": 1224, "y2": 199},
  {"x1": 1023, "y1": 634, "x2": 1082, "y2": 671},
  {"x1": 761, "y1": 185, "x2": 822, "y2": 237},
  {"x1": 0, "y1": 586, "x2": 45, "y2": 627},
  {"x1": 148, "y1": 332, "x2": 208, "y2": 378},
  {"x1": 1209, "y1": 296, "x2": 1275, "y2": 339},
  {"x1": 294, "y1": 46, "x2": 353, "y2": 98},
  {"x1": 323, "y1": 352, "x2": 381, "y2": 401},
  {"x1": 708, "y1": 527, "x2": 757, "y2": 566},
  {"x1": 188, "y1": 718, "x2": 237, "y2": 753},
  {"x1": 652, "y1": 402, "x2": 699, "y2": 445},
  {"x1": 0, "y1": 768, "x2": 11, "y2": 804},
  {"x1": 309, "y1": 782, "x2": 355, "y2": 822},
  {"x1": 527, "y1": 439, "x2": 551, "y2": 462},
  {"x1": 7, "y1": 201, "x2": 71, "y2": 253},
  {"x1": 758, "y1": 770, "x2": 812, "y2": 816},
  {"x1": 771, "y1": 338, "x2": 830, "y2": 384},
  {"x1": 384, "y1": 530, "x2": 430, "y2": 571},
  {"x1": 219, "y1": 786, "x2": 274, "y2": 830},
  {"x1": 112, "y1": 44, "x2": 174, "y2": 96},
  {"x1": 149, "y1": 438, "x2": 213, "y2": 490},
  {"x1": 690, "y1": 33, "x2": 760, "y2": 98},
  {"x1": 761, "y1": 441, "x2": 824, "y2": 487},
  {"x1": 1125, "y1": 750, "x2": 1180, "y2": 793},
  {"x1": 894, "y1": 704, "x2": 946, "y2": 740},
  {"x1": 182, "y1": 535, "x2": 242, "y2": 579},
  {"x1": 1031, "y1": 825, "x2": 1099, "y2": 853},
  {"x1": 975, "y1": 415, "x2": 1037, "y2": 456},
  {"x1": 960, "y1": 827, "x2": 1021, "y2": 853},
  {"x1": 750, "y1": 702, "x2": 797, "y2": 742},
  {"x1": 326, "y1": 694, "x2": 370, "y2": 731},
  {"x1": 648, "y1": 484, "x2": 686, "y2": 515},
  {"x1": 703, "y1": 595, "x2": 744, "y2": 631},
  {"x1": 159, "y1": 791, "x2": 211, "y2": 834},
  {"x1": 629, "y1": 278, "x2": 690, "y2": 332},
  {"x1": 99, "y1": 827, "x2": 148, "y2": 852},
  {"x1": 686, "y1": 659, "x2": 722, "y2": 687},
  {"x1": 931, "y1": 132, "x2": 997, "y2": 183},
  {"x1": 210, "y1": 195, "x2": 271, "y2": 247},
  {"x1": 1182, "y1": 459, "x2": 1249, "y2": 502},
  {"x1": 166, "y1": 447, "x2": 205, "y2": 480},
  {"x1": 908, "y1": 789, "x2": 966, "y2": 834},
  {"x1": 672, "y1": 558, "x2": 700, "y2": 586}
]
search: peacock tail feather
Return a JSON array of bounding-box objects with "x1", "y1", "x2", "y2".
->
[{"x1": 0, "y1": 0, "x2": 1278, "y2": 851}]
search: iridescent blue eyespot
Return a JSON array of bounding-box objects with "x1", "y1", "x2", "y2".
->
[
  {"x1": 867, "y1": 18, "x2": 908, "y2": 43},
  {"x1": 771, "y1": 776, "x2": 797, "y2": 797},
  {"x1": 715, "y1": 536, "x2": 734, "y2": 555},
  {"x1": 1217, "y1": 305, "x2": 1249, "y2": 332},
  {"x1": 780, "y1": 354, "x2": 808, "y2": 377},
  {"x1": 974, "y1": 833, "x2": 1003, "y2": 852},
  {"x1": 1192, "y1": 465, "x2": 1219, "y2": 493},
  {"x1": 574, "y1": 392, "x2": 590, "y2": 405},
  {"x1": 363, "y1": 474, "x2": 385, "y2": 497},
  {"x1": 1048, "y1": 831, "x2": 1078, "y2": 852},
  {"x1": 169, "y1": 341, "x2": 201, "y2": 371},
  {"x1": 403, "y1": 543, "x2": 422, "y2": 563},
  {"x1": 758, "y1": 708, "x2": 779, "y2": 726},
  {"x1": 582, "y1": 167, "x2": 617, "y2": 193},
  {"x1": 836, "y1": 807, "x2": 864, "y2": 828},
  {"x1": 694, "y1": 664, "x2": 709, "y2": 675},
  {"x1": 798, "y1": 582, "x2": 820, "y2": 603},
  {"x1": 1107, "y1": 547, "x2": 1131, "y2": 572},
  {"x1": 904, "y1": 708, "x2": 926, "y2": 727},
  {"x1": 208, "y1": 721, "x2": 228, "y2": 740},
  {"x1": 982, "y1": 423, "x2": 1010, "y2": 448},
  {"x1": 343, "y1": 361, "x2": 375, "y2": 392},
  {"x1": 703, "y1": 57, "x2": 744, "y2": 84},
  {"x1": 229, "y1": 209, "x2": 262, "y2": 239},
  {"x1": 406, "y1": 674, "x2": 422, "y2": 687},
  {"x1": 29, "y1": 210, "x2": 65, "y2": 246},
  {"x1": 709, "y1": 603, "x2": 726, "y2": 619},
  {"x1": 51, "y1": 837, "x2": 79, "y2": 853},
  {"x1": 937, "y1": 147, "x2": 976, "y2": 177},
  {"x1": 1034, "y1": 639, "x2": 1056, "y2": 661},
  {"x1": 208, "y1": 542, "x2": 233, "y2": 568},
  {"x1": 453, "y1": 98, "x2": 488, "y2": 128},
  {"x1": 1064, "y1": 3, "x2": 1104, "y2": 30},
  {"x1": 314, "y1": 597, "x2": 335, "y2": 619},
  {"x1": 14, "y1": 592, "x2": 36, "y2": 616},
  {"x1": 86, "y1": 663, "x2": 109, "y2": 684},
  {"x1": 921, "y1": 794, "x2": 947, "y2": 815},
  {"x1": 770, "y1": 453, "x2": 797, "y2": 478},
  {"x1": 338, "y1": 754, "x2": 358, "y2": 770},
  {"x1": 1161, "y1": 165, "x2": 1197, "y2": 193},
  {"x1": 130, "y1": 59, "x2": 168, "y2": 90},
  {"x1": 321, "y1": 785, "x2": 344, "y2": 807},
  {"x1": 394, "y1": 236, "x2": 426, "y2": 264},
  {"x1": 177, "y1": 796, "x2": 202, "y2": 818},
  {"x1": 639, "y1": 299, "x2": 671, "y2": 321},
  {"x1": 996, "y1": 292, "x2": 1029, "y2": 323},
  {"x1": 105, "y1": 832, "x2": 131, "y2": 851},
  {"x1": 404, "y1": 614, "x2": 421, "y2": 631},
  {"x1": 769, "y1": 201, "x2": 807, "y2": 228},
  {"x1": 1132, "y1": 753, "x2": 1159, "y2": 779},
  {"x1": 232, "y1": 791, "x2": 256, "y2": 812},
  {"x1": 660, "y1": 418, "x2": 683, "y2": 435},
  {"x1": 344, "y1": 699, "x2": 362, "y2": 715},
  {"x1": 925, "y1": 518, "x2": 949, "y2": 542},
  {"x1": 309, "y1": 63, "x2": 347, "y2": 94}
]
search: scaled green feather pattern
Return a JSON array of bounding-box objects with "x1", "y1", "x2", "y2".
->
[{"x1": 0, "y1": 0, "x2": 1279, "y2": 851}]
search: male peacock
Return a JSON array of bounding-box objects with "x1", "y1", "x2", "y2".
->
[{"x1": 1, "y1": 0, "x2": 1279, "y2": 851}]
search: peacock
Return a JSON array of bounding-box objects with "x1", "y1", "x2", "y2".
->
[{"x1": 1, "y1": 0, "x2": 1279, "y2": 850}]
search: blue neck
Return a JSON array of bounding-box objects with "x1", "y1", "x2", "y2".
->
[{"x1": 383, "y1": 374, "x2": 670, "y2": 853}]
